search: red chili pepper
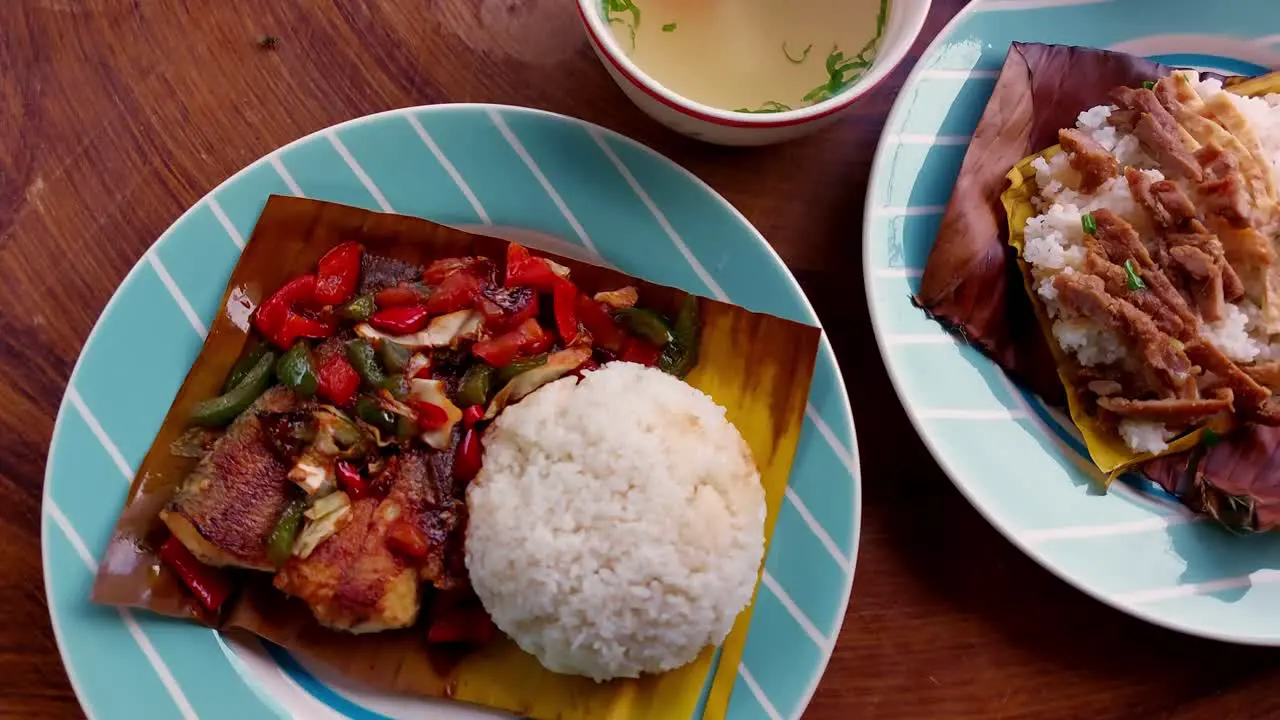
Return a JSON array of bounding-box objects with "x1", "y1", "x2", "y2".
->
[
  {"x1": 504, "y1": 243, "x2": 561, "y2": 291},
  {"x1": 254, "y1": 275, "x2": 318, "y2": 340},
  {"x1": 426, "y1": 273, "x2": 483, "y2": 315},
  {"x1": 375, "y1": 284, "x2": 429, "y2": 308},
  {"x1": 462, "y1": 405, "x2": 484, "y2": 428},
  {"x1": 315, "y1": 355, "x2": 361, "y2": 406},
  {"x1": 620, "y1": 337, "x2": 662, "y2": 366},
  {"x1": 576, "y1": 294, "x2": 624, "y2": 351},
  {"x1": 369, "y1": 304, "x2": 431, "y2": 334},
  {"x1": 427, "y1": 606, "x2": 497, "y2": 645},
  {"x1": 472, "y1": 319, "x2": 551, "y2": 367},
  {"x1": 386, "y1": 520, "x2": 429, "y2": 559},
  {"x1": 411, "y1": 400, "x2": 449, "y2": 430},
  {"x1": 455, "y1": 428, "x2": 483, "y2": 482},
  {"x1": 335, "y1": 460, "x2": 367, "y2": 500},
  {"x1": 424, "y1": 257, "x2": 488, "y2": 285},
  {"x1": 553, "y1": 280, "x2": 579, "y2": 344},
  {"x1": 158, "y1": 536, "x2": 233, "y2": 614},
  {"x1": 314, "y1": 241, "x2": 363, "y2": 305}
]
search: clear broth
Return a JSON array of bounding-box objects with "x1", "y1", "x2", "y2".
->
[{"x1": 605, "y1": 0, "x2": 890, "y2": 113}]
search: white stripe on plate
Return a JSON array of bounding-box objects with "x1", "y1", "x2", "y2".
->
[
  {"x1": 737, "y1": 663, "x2": 784, "y2": 720},
  {"x1": 916, "y1": 408, "x2": 1028, "y2": 420},
  {"x1": 487, "y1": 109, "x2": 598, "y2": 255},
  {"x1": 269, "y1": 155, "x2": 306, "y2": 197},
  {"x1": 784, "y1": 488, "x2": 851, "y2": 570},
  {"x1": 585, "y1": 125, "x2": 727, "y2": 300},
  {"x1": 47, "y1": 501, "x2": 199, "y2": 720},
  {"x1": 882, "y1": 133, "x2": 972, "y2": 146},
  {"x1": 1254, "y1": 35, "x2": 1280, "y2": 47},
  {"x1": 405, "y1": 114, "x2": 491, "y2": 225},
  {"x1": 916, "y1": 69, "x2": 1000, "y2": 80},
  {"x1": 883, "y1": 333, "x2": 955, "y2": 345},
  {"x1": 66, "y1": 386, "x2": 134, "y2": 480},
  {"x1": 869, "y1": 205, "x2": 947, "y2": 217},
  {"x1": 326, "y1": 131, "x2": 394, "y2": 213},
  {"x1": 1116, "y1": 569, "x2": 1280, "y2": 605},
  {"x1": 871, "y1": 267, "x2": 924, "y2": 278},
  {"x1": 1022, "y1": 515, "x2": 1200, "y2": 543},
  {"x1": 207, "y1": 197, "x2": 246, "y2": 249},
  {"x1": 974, "y1": 0, "x2": 1114, "y2": 10},
  {"x1": 147, "y1": 252, "x2": 208, "y2": 339},
  {"x1": 761, "y1": 570, "x2": 830, "y2": 650}
]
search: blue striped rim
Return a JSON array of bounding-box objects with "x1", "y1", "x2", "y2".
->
[{"x1": 44, "y1": 104, "x2": 860, "y2": 719}]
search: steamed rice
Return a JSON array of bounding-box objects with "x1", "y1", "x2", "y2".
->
[
  {"x1": 465, "y1": 362, "x2": 765, "y2": 681},
  {"x1": 1021, "y1": 75, "x2": 1280, "y2": 452}
]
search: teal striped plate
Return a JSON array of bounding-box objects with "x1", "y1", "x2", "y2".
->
[
  {"x1": 42, "y1": 105, "x2": 860, "y2": 719},
  {"x1": 866, "y1": 0, "x2": 1280, "y2": 644}
]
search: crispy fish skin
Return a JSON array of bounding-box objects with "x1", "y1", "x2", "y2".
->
[
  {"x1": 273, "y1": 497, "x2": 421, "y2": 633},
  {"x1": 271, "y1": 446, "x2": 464, "y2": 633},
  {"x1": 160, "y1": 387, "x2": 301, "y2": 571}
]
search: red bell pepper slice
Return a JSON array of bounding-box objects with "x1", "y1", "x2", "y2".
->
[
  {"x1": 374, "y1": 284, "x2": 429, "y2": 308},
  {"x1": 335, "y1": 460, "x2": 367, "y2": 499},
  {"x1": 273, "y1": 312, "x2": 336, "y2": 349},
  {"x1": 369, "y1": 304, "x2": 431, "y2": 334},
  {"x1": 410, "y1": 400, "x2": 449, "y2": 430},
  {"x1": 553, "y1": 280, "x2": 579, "y2": 344},
  {"x1": 472, "y1": 319, "x2": 551, "y2": 367},
  {"x1": 504, "y1": 243, "x2": 561, "y2": 291},
  {"x1": 314, "y1": 241, "x2": 363, "y2": 305},
  {"x1": 576, "y1": 295, "x2": 624, "y2": 351},
  {"x1": 316, "y1": 355, "x2": 360, "y2": 406},
  {"x1": 426, "y1": 273, "x2": 483, "y2": 316},
  {"x1": 462, "y1": 404, "x2": 484, "y2": 428},
  {"x1": 478, "y1": 288, "x2": 539, "y2": 333},
  {"x1": 386, "y1": 520, "x2": 430, "y2": 559},
  {"x1": 454, "y1": 428, "x2": 482, "y2": 482},
  {"x1": 254, "y1": 275, "x2": 317, "y2": 338},
  {"x1": 159, "y1": 536, "x2": 233, "y2": 614},
  {"x1": 424, "y1": 256, "x2": 488, "y2": 285},
  {"x1": 620, "y1": 337, "x2": 662, "y2": 366}
]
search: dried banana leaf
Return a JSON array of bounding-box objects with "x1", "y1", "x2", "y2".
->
[
  {"x1": 1144, "y1": 426, "x2": 1280, "y2": 533},
  {"x1": 90, "y1": 195, "x2": 822, "y2": 720}
]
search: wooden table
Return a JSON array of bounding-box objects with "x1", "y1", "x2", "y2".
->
[{"x1": 7, "y1": 0, "x2": 1280, "y2": 717}]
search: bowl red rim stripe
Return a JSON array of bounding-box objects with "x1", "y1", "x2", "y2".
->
[{"x1": 576, "y1": 3, "x2": 897, "y2": 130}]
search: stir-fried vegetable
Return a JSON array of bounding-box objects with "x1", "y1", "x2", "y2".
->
[
  {"x1": 314, "y1": 241, "x2": 363, "y2": 305},
  {"x1": 267, "y1": 498, "x2": 308, "y2": 567},
  {"x1": 293, "y1": 492, "x2": 353, "y2": 559},
  {"x1": 346, "y1": 339, "x2": 388, "y2": 388},
  {"x1": 338, "y1": 293, "x2": 376, "y2": 322},
  {"x1": 408, "y1": 378, "x2": 463, "y2": 449},
  {"x1": 377, "y1": 340, "x2": 411, "y2": 374},
  {"x1": 316, "y1": 354, "x2": 360, "y2": 406},
  {"x1": 614, "y1": 308, "x2": 673, "y2": 346},
  {"x1": 190, "y1": 350, "x2": 276, "y2": 426},
  {"x1": 356, "y1": 395, "x2": 396, "y2": 433},
  {"x1": 158, "y1": 536, "x2": 233, "y2": 613},
  {"x1": 455, "y1": 428, "x2": 483, "y2": 482},
  {"x1": 276, "y1": 342, "x2": 318, "y2": 399},
  {"x1": 370, "y1": 304, "x2": 431, "y2": 334},
  {"x1": 457, "y1": 364, "x2": 494, "y2": 407},
  {"x1": 497, "y1": 354, "x2": 547, "y2": 383},
  {"x1": 223, "y1": 341, "x2": 271, "y2": 393},
  {"x1": 658, "y1": 295, "x2": 701, "y2": 378},
  {"x1": 335, "y1": 460, "x2": 367, "y2": 499}
]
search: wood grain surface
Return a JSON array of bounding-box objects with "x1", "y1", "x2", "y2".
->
[{"x1": 6, "y1": 0, "x2": 1280, "y2": 718}]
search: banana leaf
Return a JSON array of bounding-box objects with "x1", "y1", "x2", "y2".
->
[
  {"x1": 90, "y1": 195, "x2": 822, "y2": 720},
  {"x1": 1144, "y1": 425, "x2": 1280, "y2": 533}
]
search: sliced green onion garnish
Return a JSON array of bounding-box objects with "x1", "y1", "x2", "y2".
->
[
  {"x1": 1142, "y1": 80, "x2": 1156, "y2": 90},
  {"x1": 1123, "y1": 259, "x2": 1146, "y2": 291},
  {"x1": 662, "y1": 22, "x2": 676, "y2": 32},
  {"x1": 1081, "y1": 212, "x2": 1097, "y2": 235}
]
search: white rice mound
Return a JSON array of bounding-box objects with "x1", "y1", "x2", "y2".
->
[{"x1": 465, "y1": 362, "x2": 766, "y2": 682}]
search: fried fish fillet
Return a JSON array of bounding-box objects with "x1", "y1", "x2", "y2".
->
[{"x1": 160, "y1": 387, "x2": 300, "y2": 571}]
